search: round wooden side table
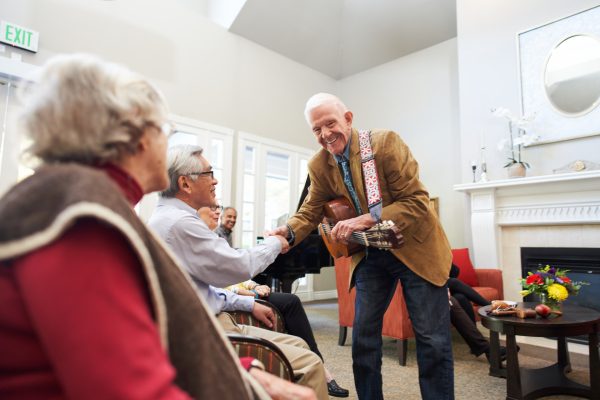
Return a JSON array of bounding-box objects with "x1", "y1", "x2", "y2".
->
[{"x1": 479, "y1": 302, "x2": 600, "y2": 400}]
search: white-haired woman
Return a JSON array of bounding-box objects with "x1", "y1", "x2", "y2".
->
[{"x1": 0, "y1": 54, "x2": 314, "y2": 400}]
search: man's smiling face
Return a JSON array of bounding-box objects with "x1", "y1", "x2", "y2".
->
[{"x1": 309, "y1": 102, "x2": 353, "y2": 156}]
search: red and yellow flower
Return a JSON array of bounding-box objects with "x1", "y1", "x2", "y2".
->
[{"x1": 520, "y1": 265, "x2": 588, "y2": 306}]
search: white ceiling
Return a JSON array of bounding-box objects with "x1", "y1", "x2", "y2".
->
[{"x1": 226, "y1": 0, "x2": 457, "y2": 79}]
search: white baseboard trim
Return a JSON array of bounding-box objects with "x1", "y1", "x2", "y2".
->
[{"x1": 295, "y1": 289, "x2": 338, "y2": 302}]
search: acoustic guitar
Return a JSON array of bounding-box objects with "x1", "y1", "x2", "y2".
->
[{"x1": 317, "y1": 197, "x2": 402, "y2": 258}]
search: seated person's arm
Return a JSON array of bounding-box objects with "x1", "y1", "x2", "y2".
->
[
  {"x1": 227, "y1": 280, "x2": 271, "y2": 298},
  {"x1": 177, "y1": 209, "x2": 286, "y2": 287},
  {"x1": 239, "y1": 358, "x2": 316, "y2": 400},
  {"x1": 226, "y1": 280, "x2": 259, "y2": 297},
  {"x1": 250, "y1": 368, "x2": 316, "y2": 400},
  {"x1": 214, "y1": 287, "x2": 275, "y2": 328},
  {"x1": 235, "y1": 287, "x2": 257, "y2": 297}
]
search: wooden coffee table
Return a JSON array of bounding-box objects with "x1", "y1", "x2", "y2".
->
[{"x1": 479, "y1": 302, "x2": 600, "y2": 400}]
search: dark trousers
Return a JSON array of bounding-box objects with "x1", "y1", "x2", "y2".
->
[
  {"x1": 447, "y1": 277, "x2": 490, "y2": 322},
  {"x1": 449, "y1": 296, "x2": 489, "y2": 356},
  {"x1": 265, "y1": 292, "x2": 323, "y2": 360},
  {"x1": 352, "y1": 250, "x2": 454, "y2": 400}
]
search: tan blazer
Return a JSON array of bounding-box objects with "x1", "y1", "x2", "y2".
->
[{"x1": 287, "y1": 129, "x2": 451, "y2": 288}]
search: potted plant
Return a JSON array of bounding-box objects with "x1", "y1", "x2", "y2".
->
[{"x1": 491, "y1": 107, "x2": 538, "y2": 178}]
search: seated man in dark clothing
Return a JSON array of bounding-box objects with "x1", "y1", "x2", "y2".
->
[
  {"x1": 449, "y1": 294, "x2": 506, "y2": 363},
  {"x1": 448, "y1": 263, "x2": 491, "y2": 323},
  {"x1": 447, "y1": 264, "x2": 511, "y2": 363}
]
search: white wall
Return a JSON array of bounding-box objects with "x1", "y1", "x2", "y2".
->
[
  {"x1": 338, "y1": 39, "x2": 464, "y2": 247},
  {"x1": 3, "y1": 0, "x2": 599, "y2": 288},
  {"x1": 0, "y1": 0, "x2": 333, "y2": 151},
  {"x1": 0, "y1": 1, "x2": 464, "y2": 250},
  {"x1": 457, "y1": 0, "x2": 600, "y2": 186},
  {"x1": 0, "y1": 0, "x2": 340, "y2": 292}
]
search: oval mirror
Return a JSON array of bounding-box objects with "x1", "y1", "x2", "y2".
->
[{"x1": 544, "y1": 34, "x2": 600, "y2": 116}]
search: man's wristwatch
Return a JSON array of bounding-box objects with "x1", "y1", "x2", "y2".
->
[
  {"x1": 249, "y1": 358, "x2": 265, "y2": 372},
  {"x1": 285, "y1": 223, "x2": 295, "y2": 245}
]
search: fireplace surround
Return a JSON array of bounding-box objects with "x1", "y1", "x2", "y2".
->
[
  {"x1": 455, "y1": 169, "x2": 600, "y2": 352},
  {"x1": 521, "y1": 247, "x2": 600, "y2": 345}
]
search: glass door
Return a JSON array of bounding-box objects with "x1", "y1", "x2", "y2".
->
[
  {"x1": 237, "y1": 132, "x2": 313, "y2": 292},
  {"x1": 0, "y1": 77, "x2": 34, "y2": 197},
  {"x1": 263, "y1": 151, "x2": 290, "y2": 231},
  {"x1": 136, "y1": 115, "x2": 233, "y2": 221}
]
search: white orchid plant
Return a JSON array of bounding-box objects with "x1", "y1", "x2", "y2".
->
[{"x1": 491, "y1": 107, "x2": 539, "y2": 168}]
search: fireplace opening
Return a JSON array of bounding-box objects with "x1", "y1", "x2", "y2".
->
[{"x1": 521, "y1": 247, "x2": 600, "y2": 345}]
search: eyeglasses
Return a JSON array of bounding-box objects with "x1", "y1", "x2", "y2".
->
[
  {"x1": 209, "y1": 205, "x2": 224, "y2": 212},
  {"x1": 188, "y1": 170, "x2": 214, "y2": 179},
  {"x1": 160, "y1": 122, "x2": 176, "y2": 138},
  {"x1": 142, "y1": 120, "x2": 176, "y2": 138}
]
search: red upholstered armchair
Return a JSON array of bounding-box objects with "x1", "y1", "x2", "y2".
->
[
  {"x1": 334, "y1": 248, "x2": 503, "y2": 366},
  {"x1": 450, "y1": 248, "x2": 504, "y2": 319}
]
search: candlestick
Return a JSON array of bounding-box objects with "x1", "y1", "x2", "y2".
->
[
  {"x1": 471, "y1": 160, "x2": 477, "y2": 183},
  {"x1": 478, "y1": 145, "x2": 488, "y2": 183}
]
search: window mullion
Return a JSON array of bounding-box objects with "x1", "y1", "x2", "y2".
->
[{"x1": 255, "y1": 144, "x2": 266, "y2": 238}]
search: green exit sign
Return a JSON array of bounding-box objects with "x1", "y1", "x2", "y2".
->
[{"x1": 0, "y1": 21, "x2": 39, "y2": 53}]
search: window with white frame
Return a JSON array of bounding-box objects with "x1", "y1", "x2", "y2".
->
[
  {"x1": 264, "y1": 151, "x2": 290, "y2": 231},
  {"x1": 168, "y1": 116, "x2": 233, "y2": 206},
  {"x1": 0, "y1": 77, "x2": 37, "y2": 198},
  {"x1": 0, "y1": 58, "x2": 38, "y2": 197},
  {"x1": 136, "y1": 115, "x2": 234, "y2": 221},
  {"x1": 237, "y1": 132, "x2": 313, "y2": 248},
  {"x1": 236, "y1": 132, "x2": 313, "y2": 289},
  {"x1": 241, "y1": 145, "x2": 257, "y2": 249},
  {"x1": 294, "y1": 157, "x2": 310, "y2": 290}
]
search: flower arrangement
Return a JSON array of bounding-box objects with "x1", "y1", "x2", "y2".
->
[
  {"x1": 520, "y1": 265, "x2": 588, "y2": 309},
  {"x1": 491, "y1": 107, "x2": 538, "y2": 169}
]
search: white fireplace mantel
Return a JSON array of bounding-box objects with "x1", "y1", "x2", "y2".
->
[
  {"x1": 454, "y1": 170, "x2": 600, "y2": 355},
  {"x1": 453, "y1": 170, "x2": 600, "y2": 268}
]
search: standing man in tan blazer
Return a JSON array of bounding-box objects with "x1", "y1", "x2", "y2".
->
[{"x1": 267, "y1": 93, "x2": 454, "y2": 400}]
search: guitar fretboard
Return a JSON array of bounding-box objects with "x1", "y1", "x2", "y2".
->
[{"x1": 319, "y1": 222, "x2": 396, "y2": 249}]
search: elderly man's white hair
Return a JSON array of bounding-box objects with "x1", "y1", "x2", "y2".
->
[
  {"x1": 303, "y1": 93, "x2": 349, "y2": 123},
  {"x1": 161, "y1": 144, "x2": 205, "y2": 198}
]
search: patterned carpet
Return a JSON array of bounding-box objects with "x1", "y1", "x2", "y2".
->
[{"x1": 303, "y1": 299, "x2": 590, "y2": 400}]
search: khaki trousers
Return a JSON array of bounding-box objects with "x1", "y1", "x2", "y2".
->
[{"x1": 218, "y1": 312, "x2": 328, "y2": 400}]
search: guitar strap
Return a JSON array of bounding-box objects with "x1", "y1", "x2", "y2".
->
[{"x1": 358, "y1": 130, "x2": 383, "y2": 222}]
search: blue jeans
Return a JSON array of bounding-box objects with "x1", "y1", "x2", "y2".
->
[{"x1": 352, "y1": 249, "x2": 454, "y2": 400}]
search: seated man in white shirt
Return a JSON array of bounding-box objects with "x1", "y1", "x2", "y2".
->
[
  {"x1": 199, "y1": 206, "x2": 349, "y2": 397},
  {"x1": 148, "y1": 144, "x2": 329, "y2": 400}
]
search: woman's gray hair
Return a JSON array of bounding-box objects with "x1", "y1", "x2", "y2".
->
[
  {"x1": 161, "y1": 144, "x2": 205, "y2": 198},
  {"x1": 18, "y1": 53, "x2": 168, "y2": 164}
]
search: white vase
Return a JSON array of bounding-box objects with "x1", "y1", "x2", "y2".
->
[{"x1": 507, "y1": 163, "x2": 526, "y2": 178}]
